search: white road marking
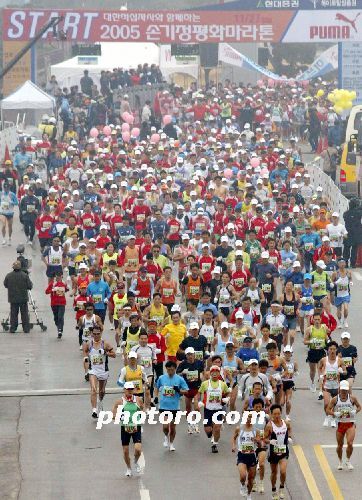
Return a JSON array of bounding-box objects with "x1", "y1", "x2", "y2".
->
[
  {"x1": 321, "y1": 444, "x2": 362, "y2": 448},
  {"x1": 138, "y1": 453, "x2": 150, "y2": 500}
]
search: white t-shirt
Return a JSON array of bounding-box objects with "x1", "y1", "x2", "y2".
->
[{"x1": 326, "y1": 223, "x2": 347, "y2": 248}]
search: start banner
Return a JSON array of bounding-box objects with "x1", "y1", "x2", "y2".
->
[{"x1": 2, "y1": 8, "x2": 362, "y2": 43}]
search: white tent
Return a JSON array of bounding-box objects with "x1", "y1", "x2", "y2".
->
[
  {"x1": 51, "y1": 42, "x2": 161, "y2": 89},
  {"x1": 1, "y1": 80, "x2": 56, "y2": 127}
]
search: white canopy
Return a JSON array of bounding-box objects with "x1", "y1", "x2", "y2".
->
[
  {"x1": 51, "y1": 42, "x2": 161, "y2": 89},
  {"x1": 1, "y1": 80, "x2": 55, "y2": 110}
]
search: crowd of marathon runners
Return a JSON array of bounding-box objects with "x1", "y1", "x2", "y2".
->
[{"x1": 0, "y1": 73, "x2": 360, "y2": 499}]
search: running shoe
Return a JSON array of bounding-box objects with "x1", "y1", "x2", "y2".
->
[
  {"x1": 211, "y1": 444, "x2": 218, "y2": 453},
  {"x1": 246, "y1": 495, "x2": 252, "y2": 500},
  {"x1": 344, "y1": 321, "x2": 349, "y2": 328},
  {"x1": 85, "y1": 373, "x2": 89, "y2": 382},
  {"x1": 279, "y1": 487, "x2": 285, "y2": 499},
  {"x1": 116, "y1": 346, "x2": 122, "y2": 355},
  {"x1": 57, "y1": 331, "x2": 62, "y2": 339},
  {"x1": 272, "y1": 491, "x2": 279, "y2": 500},
  {"x1": 187, "y1": 424, "x2": 194, "y2": 434},
  {"x1": 163, "y1": 436, "x2": 169, "y2": 448},
  {"x1": 258, "y1": 480, "x2": 264, "y2": 494},
  {"x1": 134, "y1": 462, "x2": 142, "y2": 474},
  {"x1": 337, "y1": 461, "x2": 343, "y2": 470},
  {"x1": 79, "y1": 345, "x2": 83, "y2": 350},
  {"x1": 330, "y1": 418, "x2": 336, "y2": 428},
  {"x1": 91, "y1": 408, "x2": 97, "y2": 419},
  {"x1": 318, "y1": 392, "x2": 323, "y2": 401},
  {"x1": 169, "y1": 443, "x2": 176, "y2": 452},
  {"x1": 7, "y1": 239, "x2": 11, "y2": 246},
  {"x1": 2, "y1": 240, "x2": 6, "y2": 246},
  {"x1": 193, "y1": 424, "x2": 200, "y2": 434},
  {"x1": 252, "y1": 481, "x2": 257, "y2": 492},
  {"x1": 240, "y1": 484, "x2": 247, "y2": 497},
  {"x1": 125, "y1": 468, "x2": 132, "y2": 477},
  {"x1": 323, "y1": 416, "x2": 330, "y2": 427},
  {"x1": 310, "y1": 383, "x2": 316, "y2": 392},
  {"x1": 285, "y1": 415, "x2": 291, "y2": 422},
  {"x1": 345, "y1": 460, "x2": 354, "y2": 470}
]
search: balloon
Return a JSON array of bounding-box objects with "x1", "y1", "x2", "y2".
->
[
  {"x1": 121, "y1": 122, "x2": 130, "y2": 132},
  {"x1": 267, "y1": 79, "x2": 275, "y2": 88},
  {"x1": 90, "y1": 127, "x2": 99, "y2": 138},
  {"x1": 342, "y1": 101, "x2": 353, "y2": 110},
  {"x1": 349, "y1": 91, "x2": 357, "y2": 101},
  {"x1": 301, "y1": 80, "x2": 309, "y2": 89},
  {"x1": 163, "y1": 114, "x2": 172, "y2": 125},
  {"x1": 121, "y1": 111, "x2": 130, "y2": 122},
  {"x1": 328, "y1": 92, "x2": 336, "y2": 103},
  {"x1": 333, "y1": 105, "x2": 343, "y2": 115},
  {"x1": 150, "y1": 133, "x2": 160, "y2": 143},
  {"x1": 122, "y1": 131, "x2": 130, "y2": 143},
  {"x1": 250, "y1": 158, "x2": 260, "y2": 168},
  {"x1": 316, "y1": 89, "x2": 324, "y2": 98},
  {"x1": 224, "y1": 168, "x2": 233, "y2": 179},
  {"x1": 257, "y1": 79, "x2": 264, "y2": 88},
  {"x1": 126, "y1": 114, "x2": 134, "y2": 125},
  {"x1": 131, "y1": 127, "x2": 140, "y2": 138},
  {"x1": 103, "y1": 125, "x2": 111, "y2": 136}
]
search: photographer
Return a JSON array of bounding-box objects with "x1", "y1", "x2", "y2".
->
[
  {"x1": 343, "y1": 198, "x2": 362, "y2": 268},
  {"x1": 4, "y1": 261, "x2": 33, "y2": 333}
]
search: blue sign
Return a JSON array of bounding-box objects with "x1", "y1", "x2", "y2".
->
[{"x1": 197, "y1": 0, "x2": 361, "y2": 10}]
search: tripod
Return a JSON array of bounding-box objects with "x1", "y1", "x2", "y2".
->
[{"x1": 1, "y1": 290, "x2": 47, "y2": 332}]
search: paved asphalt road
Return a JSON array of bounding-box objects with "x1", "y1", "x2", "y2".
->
[{"x1": 1, "y1": 201, "x2": 361, "y2": 500}]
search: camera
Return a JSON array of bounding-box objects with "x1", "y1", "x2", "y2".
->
[{"x1": 16, "y1": 245, "x2": 31, "y2": 273}]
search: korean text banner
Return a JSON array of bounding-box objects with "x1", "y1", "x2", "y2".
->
[
  {"x1": 198, "y1": 0, "x2": 361, "y2": 10},
  {"x1": 3, "y1": 9, "x2": 362, "y2": 43},
  {"x1": 1, "y1": 9, "x2": 295, "y2": 43}
]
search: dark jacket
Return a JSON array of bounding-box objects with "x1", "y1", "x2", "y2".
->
[
  {"x1": 4, "y1": 269, "x2": 33, "y2": 303},
  {"x1": 344, "y1": 202, "x2": 362, "y2": 244}
]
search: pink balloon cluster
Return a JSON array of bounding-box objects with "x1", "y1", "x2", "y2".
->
[
  {"x1": 150, "y1": 133, "x2": 160, "y2": 143},
  {"x1": 90, "y1": 127, "x2": 99, "y2": 138},
  {"x1": 122, "y1": 112, "x2": 134, "y2": 124},
  {"x1": 103, "y1": 125, "x2": 111, "y2": 136},
  {"x1": 250, "y1": 158, "x2": 260, "y2": 168}
]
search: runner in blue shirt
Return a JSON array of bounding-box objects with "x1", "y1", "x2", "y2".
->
[
  {"x1": 0, "y1": 182, "x2": 18, "y2": 245},
  {"x1": 86, "y1": 270, "x2": 111, "y2": 324},
  {"x1": 155, "y1": 360, "x2": 188, "y2": 451}
]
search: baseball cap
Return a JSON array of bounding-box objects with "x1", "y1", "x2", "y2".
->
[
  {"x1": 220, "y1": 235, "x2": 228, "y2": 243},
  {"x1": 235, "y1": 310, "x2": 244, "y2": 319},
  {"x1": 189, "y1": 322, "x2": 199, "y2": 330},
  {"x1": 210, "y1": 365, "x2": 221, "y2": 372},
  {"x1": 304, "y1": 273, "x2": 312, "y2": 280},
  {"x1": 341, "y1": 331, "x2": 351, "y2": 339},
  {"x1": 212, "y1": 266, "x2": 222, "y2": 274},
  {"x1": 78, "y1": 263, "x2": 88, "y2": 269},
  {"x1": 322, "y1": 236, "x2": 330, "y2": 242},
  {"x1": 261, "y1": 251, "x2": 269, "y2": 259},
  {"x1": 182, "y1": 234, "x2": 190, "y2": 239},
  {"x1": 185, "y1": 347, "x2": 195, "y2": 355},
  {"x1": 292, "y1": 261, "x2": 301, "y2": 267},
  {"x1": 339, "y1": 380, "x2": 349, "y2": 390},
  {"x1": 127, "y1": 351, "x2": 138, "y2": 359},
  {"x1": 283, "y1": 345, "x2": 293, "y2": 352},
  {"x1": 220, "y1": 321, "x2": 229, "y2": 329},
  {"x1": 248, "y1": 359, "x2": 259, "y2": 365},
  {"x1": 316, "y1": 260, "x2": 326, "y2": 269},
  {"x1": 332, "y1": 212, "x2": 339, "y2": 217},
  {"x1": 124, "y1": 381, "x2": 135, "y2": 389}
]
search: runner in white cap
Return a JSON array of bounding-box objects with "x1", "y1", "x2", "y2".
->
[{"x1": 327, "y1": 380, "x2": 361, "y2": 470}]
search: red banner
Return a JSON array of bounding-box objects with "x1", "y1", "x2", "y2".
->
[{"x1": 2, "y1": 9, "x2": 294, "y2": 43}]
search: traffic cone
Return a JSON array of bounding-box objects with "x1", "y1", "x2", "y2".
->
[{"x1": 3, "y1": 144, "x2": 11, "y2": 163}]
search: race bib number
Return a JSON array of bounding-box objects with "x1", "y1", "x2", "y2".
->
[
  {"x1": 262, "y1": 284, "x2": 272, "y2": 293},
  {"x1": 83, "y1": 218, "x2": 92, "y2": 226},
  {"x1": 163, "y1": 288, "x2": 173, "y2": 297},
  {"x1": 342, "y1": 357, "x2": 352, "y2": 367},
  {"x1": 219, "y1": 294, "x2": 229, "y2": 305},
  {"x1": 132, "y1": 379, "x2": 141, "y2": 390},
  {"x1": 283, "y1": 305, "x2": 295, "y2": 316},
  {"x1": 91, "y1": 354, "x2": 103, "y2": 365},
  {"x1": 127, "y1": 259, "x2": 138, "y2": 267},
  {"x1": 274, "y1": 444, "x2": 286, "y2": 454},
  {"x1": 170, "y1": 224, "x2": 178, "y2": 234},
  {"x1": 83, "y1": 328, "x2": 91, "y2": 338},
  {"x1": 137, "y1": 213, "x2": 145, "y2": 222},
  {"x1": 311, "y1": 338, "x2": 324, "y2": 349},
  {"x1": 194, "y1": 350, "x2": 203, "y2": 361},
  {"x1": 201, "y1": 263, "x2": 211, "y2": 272},
  {"x1": 50, "y1": 257, "x2": 61, "y2": 265},
  {"x1": 208, "y1": 390, "x2": 221, "y2": 404},
  {"x1": 27, "y1": 204, "x2": 35, "y2": 212},
  {"x1": 240, "y1": 442, "x2": 254, "y2": 453},
  {"x1": 137, "y1": 297, "x2": 149, "y2": 306},
  {"x1": 186, "y1": 370, "x2": 198, "y2": 382},
  {"x1": 234, "y1": 278, "x2": 244, "y2": 288},
  {"x1": 1, "y1": 202, "x2": 10, "y2": 211},
  {"x1": 163, "y1": 385, "x2": 175, "y2": 397},
  {"x1": 270, "y1": 326, "x2": 283, "y2": 336},
  {"x1": 304, "y1": 242, "x2": 314, "y2": 251},
  {"x1": 141, "y1": 357, "x2": 152, "y2": 368},
  {"x1": 189, "y1": 286, "x2": 200, "y2": 296},
  {"x1": 93, "y1": 294, "x2": 102, "y2": 303},
  {"x1": 325, "y1": 371, "x2": 338, "y2": 381}
]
